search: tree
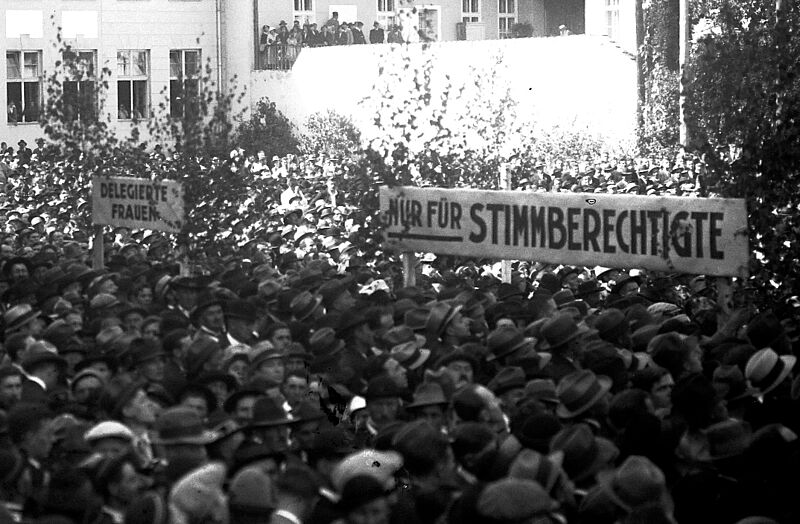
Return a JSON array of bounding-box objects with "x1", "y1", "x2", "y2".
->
[{"x1": 685, "y1": 0, "x2": 800, "y2": 304}]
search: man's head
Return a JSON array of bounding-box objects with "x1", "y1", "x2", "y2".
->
[
  {"x1": 92, "y1": 452, "x2": 147, "y2": 506},
  {"x1": 121, "y1": 387, "x2": 160, "y2": 428},
  {"x1": 365, "y1": 376, "x2": 402, "y2": 430},
  {"x1": 0, "y1": 365, "x2": 23, "y2": 409},
  {"x1": 8, "y1": 403, "x2": 56, "y2": 460},
  {"x1": 282, "y1": 372, "x2": 309, "y2": 407}
]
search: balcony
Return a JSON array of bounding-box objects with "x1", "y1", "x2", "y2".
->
[{"x1": 256, "y1": 44, "x2": 303, "y2": 71}]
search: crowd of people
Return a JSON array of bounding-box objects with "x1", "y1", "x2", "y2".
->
[
  {"x1": 0, "y1": 136, "x2": 798, "y2": 524},
  {"x1": 258, "y1": 14, "x2": 419, "y2": 70}
]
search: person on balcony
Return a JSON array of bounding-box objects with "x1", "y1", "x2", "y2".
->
[
  {"x1": 369, "y1": 22, "x2": 385, "y2": 44},
  {"x1": 259, "y1": 25, "x2": 272, "y2": 69},
  {"x1": 352, "y1": 22, "x2": 367, "y2": 44}
]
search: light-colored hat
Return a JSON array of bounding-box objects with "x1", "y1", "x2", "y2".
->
[
  {"x1": 745, "y1": 347, "x2": 796, "y2": 398},
  {"x1": 84, "y1": 421, "x2": 135, "y2": 443}
]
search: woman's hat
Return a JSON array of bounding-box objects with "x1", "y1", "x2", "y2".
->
[{"x1": 744, "y1": 347, "x2": 796, "y2": 398}]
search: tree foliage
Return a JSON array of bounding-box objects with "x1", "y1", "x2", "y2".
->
[{"x1": 685, "y1": 0, "x2": 800, "y2": 303}]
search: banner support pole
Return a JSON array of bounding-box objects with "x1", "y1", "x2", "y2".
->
[
  {"x1": 716, "y1": 277, "x2": 733, "y2": 326},
  {"x1": 92, "y1": 225, "x2": 104, "y2": 269},
  {"x1": 402, "y1": 252, "x2": 417, "y2": 288},
  {"x1": 500, "y1": 163, "x2": 513, "y2": 283}
]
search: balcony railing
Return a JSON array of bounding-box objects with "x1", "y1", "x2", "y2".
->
[{"x1": 257, "y1": 44, "x2": 303, "y2": 71}]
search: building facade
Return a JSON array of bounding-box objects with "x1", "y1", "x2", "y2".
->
[{"x1": 1, "y1": 0, "x2": 632, "y2": 145}]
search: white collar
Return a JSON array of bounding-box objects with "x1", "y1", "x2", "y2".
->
[{"x1": 28, "y1": 375, "x2": 46, "y2": 391}]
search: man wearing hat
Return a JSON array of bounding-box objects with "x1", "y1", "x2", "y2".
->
[
  {"x1": 270, "y1": 466, "x2": 320, "y2": 524},
  {"x1": 128, "y1": 338, "x2": 167, "y2": 387},
  {"x1": 100, "y1": 378, "x2": 161, "y2": 466},
  {"x1": 359, "y1": 376, "x2": 404, "y2": 445},
  {"x1": 540, "y1": 313, "x2": 597, "y2": 383},
  {"x1": 84, "y1": 420, "x2": 136, "y2": 457},
  {"x1": 89, "y1": 451, "x2": 149, "y2": 524},
  {"x1": 406, "y1": 382, "x2": 449, "y2": 431},
  {"x1": 191, "y1": 291, "x2": 226, "y2": 345},
  {"x1": 426, "y1": 301, "x2": 472, "y2": 353},
  {"x1": 168, "y1": 276, "x2": 208, "y2": 320},
  {"x1": 224, "y1": 299, "x2": 259, "y2": 348},
  {"x1": 152, "y1": 407, "x2": 219, "y2": 493},
  {"x1": 6, "y1": 403, "x2": 56, "y2": 510},
  {"x1": 20, "y1": 344, "x2": 67, "y2": 404}
]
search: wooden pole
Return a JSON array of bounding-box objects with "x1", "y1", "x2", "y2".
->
[
  {"x1": 678, "y1": 0, "x2": 690, "y2": 147},
  {"x1": 92, "y1": 226, "x2": 104, "y2": 269},
  {"x1": 500, "y1": 163, "x2": 513, "y2": 283},
  {"x1": 635, "y1": 0, "x2": 645, "y2": 130},
  {"x1": 402, "y1": 252, "x2": 417, "y2": 288}
]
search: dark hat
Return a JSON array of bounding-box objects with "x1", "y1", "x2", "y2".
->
[
  {"x1": 21, "y1": 347, "x2": 67, "y2": 373},
  {"x1": 404, "y1": 307, "x2": 430, "y2": 331},
  {"x1": 488, "y1": 366, "x2": 526, "y2": 395},
  {"x1": 746, "y1": 312, "x2": 786, "y2": 349},
  {"x1": 153, "y1": 406, "x2": 219, "y2": 445},
  {"x1": 224, "y1": 299, "x2": 258, "y2": 323},
  {"x1": 248, "y1": 348, "x2": 283, "y2": 374},
  {"x1": 611, "y1": 273, "x2": 642, "y2": 295},
  {"x1": 311, "y1": 426, "x2": 357, "y2": 457},
  {"x1": 290, "y1": 291, "x2": 324, "y2": 321},
  {"x1": 195, "y1": 370, "x2": 238, "y2": 392},
  {"x1": 382, "y1": 325, "x2": 426, "y2": 350},
  {"x1": 290, "y1": 399, "x2": 327, "y2": 424},
  {"x1": 556, "y1": 370, "x2": 613, "y2": 419},
  {"x1": 190, "y1": 291, "x2": 223, "y2": 324},
  {"x1": 594, "y1": 308, "x2": 628, "y2": 337},
  {"x1": 128, "y1": 337, "x2": 166, "y2": 368},
  {"x1": 284, "y1": 342, "x2": 313, "y2": 363},
  {"x1": 514, "y1": 412, "x2": 562, "y2": 453},
  {"x1": 486, "y1": 325, "x2": 532, "y2": 362},
  {"x1": 318, "y1": 279, "x2": 349, "y2": 308},
  {"x1": 434, "y1": 349, "x2": 478, "y2": 372},
  {"x1": 425, "y1": 301, "x2": 463, "y2": 338},
  {"x1": 552, "y1": 289, "x2": 576, "y2": 308},
  {"x1": 338, "y1": 475, "x2": 389, "y2": 514},
  {"x1": 477, "y1": 478, "x2": 558, "y2": 520},
  {"x1": 550, "y1": 423, "x2": 619, "y2": 482},
  {"x1": 509, "y1": 448, "x2": 568, "y2": 495},
  {"x1": 365, "y1": 375, "x2": 404, "y2": 400},
  {"x1": 595, "y1": 455, "x2": 667, "y2": 512},
  {"x1": 497, "y1": 282, "x2": 526, "y2": 301},
  {"x1": 171, "y1": 275, "x2": 211, "y2": 290},
  {"x1": 406, "y1": 382, "x2": 448, "y2": 410},
  {"x1": 308, "y1": 327, "x2": 345, "y2": 358},
  {"x1": 229, "y1": 468, "x2": 275, "y2": 517},
  {"x1": 185, "y1": 337, "x2": 223, "y2": 378},
  {"x1": 250, "y1": 396, "x2": 294, "y2": 427},
  {"x1": 701, "y1": 419, "x2": 753, "y2": 461},
  {"x1": 539, "y1": 314, "x2": 597, "y2": 350},
  {"x1": 575, "y1": 279, "x2": 602, "y2": 298},
  {"x1": 523, "y1": 378, "x2": 560, "y2": 405},
  {"x1": 538, "y1": 273, "x2": 561, "y2": 294}
]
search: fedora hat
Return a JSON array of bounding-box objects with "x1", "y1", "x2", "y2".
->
[
  {"x1": 611, "y1": 273, "x2": 642, "y2": 295},
  {"x1": 712, "y1": 364, "x2": 754, "y2": 402},
  {"x1": 248, "y1": 348, "x2": 284, "y2": 373},
  {"x1": 250, "y1": 396, "x2": 293, "y2": 428},
  {"x1": 509, "y1": 448, "x2": 567, "y2": 495},
  {"x1": 539, "y1": 314, "x2": 596, "y2": 350},
  {"x1": 128, "y1": 338, "x2": 166, "y2": 368},
  {"x1": 190, "y1": 291, "x2": 223, "y2": 324},
  {"x1": 222, "y1": 388, "x2": 265, "y2": 414},
  {"x1": 4, "y1": 304, "x2": 41, "y2": 334},
  {"x1": 404, "y1": 307, "x2": 430, "y2": 331},
  {"x1": 552, "y1": 289, "x2": 576, "y2": 308},
  {"x1": 486, "y1": 325, "x2": 532, "y2": 362},
  {"x1": 556, "y1": 370, "x2": 613, "y2": 419},
  {"x1": 171, "y1": 275, "x2": 212, "y2": 290},
  {"x1": 290, "y1": 399, "x2": 327, "y2": 424},
  {"x1": 308, "y1": 327, "x2": 345, "y2": 358},
  {"x1": 744, "y1": 347, "x2": 796, "y2": 397},
  {"x1": 593, "y1": 309, "x2": 627, "y2": 337},
  {"x1": 701, "y1": 419, "x2": 753, "y2": 461},
  {"x1": 575, "y1": 279, "x2": 602, "y2": 298},
  {"x1": 153, "y1": 406, "x2": 219, "y2": 445},
  {"x1": 425, "y1": 302, "x2": 462, "y2": 338},
  {"x1": 550, "y1": 423, "x2": 619, "y2": 482},
  {"x1": 406, "y1": 382, "x2": 448, "y2": 410},
  {"x1": 524, "y1": 378, "x2": 560, "y2": 405},
  {"x1": 488, "y1": 366, "x2": 526, "y2": 395},
  {"x1": 21, "y1": 346, "x2": 67, "y2": 373},
  {"x1": 290, "y1": 291, "x2": 323, "y2": 321},
  {"x1": 382, "y1": 325, "x2": 426, "y2": 350},
  {"x1": 596, "y1": 455, "x2": 667, "y2": 512},
  {"x1": 224, "y1": 299, "x2": 258, "y2": 323},
  {"x1": 389, "y1": 340, "x2": 431, "y2": 370}
]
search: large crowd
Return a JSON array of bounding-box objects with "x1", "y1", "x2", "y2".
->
[{"x1": 0, "y1": 135, "x2": 798, "y2": 524}]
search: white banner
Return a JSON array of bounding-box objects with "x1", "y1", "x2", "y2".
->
[
  {"x1": 92, "y1": 177, "x2": 184, "y2": 233},
  {"x1": 379, "y1": 186, "x2": 749, "y2": 277}
]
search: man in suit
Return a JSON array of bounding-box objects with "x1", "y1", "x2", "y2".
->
[
  {"x1": 370, "y1": 21, "x2": 385, "y2": 43},
  {"x1": 539, "y1": 313, "x2": 595, "y2": 383},
  {"x1": 270, "y1": 467, "x2": 320, "y2": 524}
]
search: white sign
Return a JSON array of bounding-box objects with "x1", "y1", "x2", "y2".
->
[
  {"x1": 92, "y1": 177, "x2": 184, "y2": 233},
  {"x1": 379, "y1": 186, "x2": 749, "y2": 277}
]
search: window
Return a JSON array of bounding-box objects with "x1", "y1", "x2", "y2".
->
[
  {"x1": 63, "y1": 50, "x2": 97, "y2": 121},
  {"x1": 169, "y1": 50, "x2": 201, "y2": 118},
  {"x1": 293, "y1": 0, "x2": 315, "y2": 25},
  {"x1": 6, "y1": 51, "x2": 42, "y2": 124},
  {"x1": 605, "y1": 0, "x2": 620, "y2": 40},
  {"x1": 498, "y1": 0, "x2": 517, "y2": 39},
  {"x1": 117, "y1": 50, "x2": 149, "y2": 120},
  {"x1": 377, "y1": 0, "x2": 396, "y2": 30},
  {"x1": 462, "y1": 0, "x2": 480, "y2": 23}
]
